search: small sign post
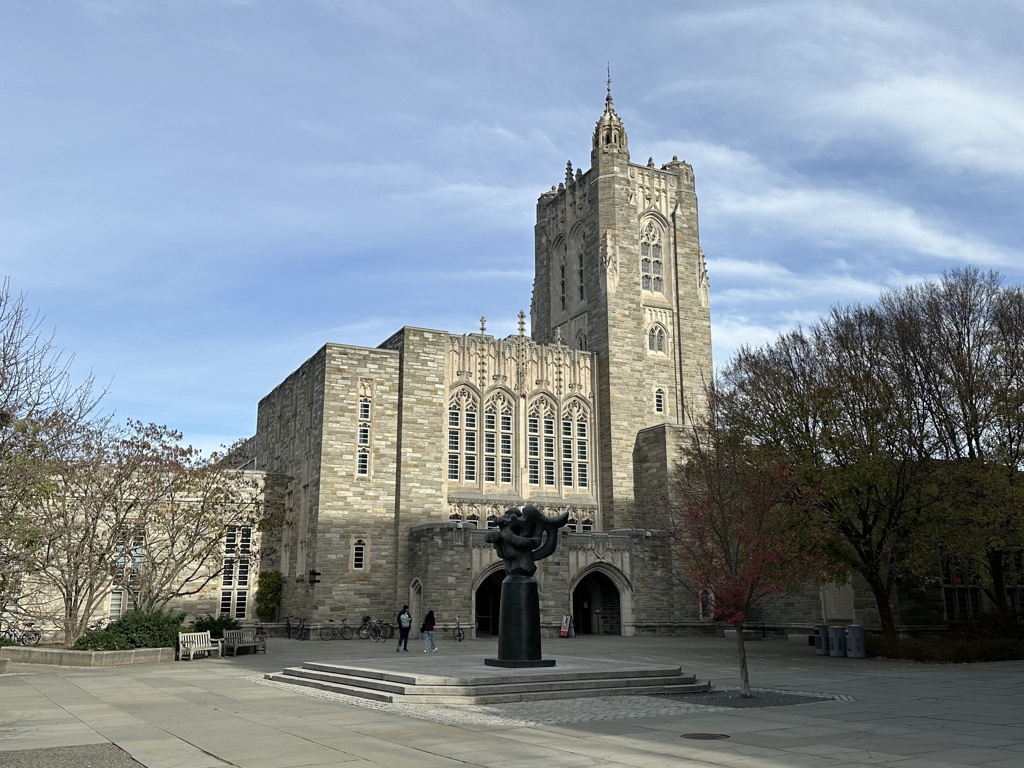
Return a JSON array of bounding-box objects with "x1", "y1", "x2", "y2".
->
[{"x1": 559, "y1": 614, "x2": 575, "y2": 638}]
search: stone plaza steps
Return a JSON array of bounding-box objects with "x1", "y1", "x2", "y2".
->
[{"x1": 265, "y1": 656, "x2": 711, "y2": 705}]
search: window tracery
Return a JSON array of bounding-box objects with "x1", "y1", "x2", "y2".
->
[
  {"x1": 640, "y1": 220, "x2": 664, "y2": 293},
  {"x1": 648, "y1": 325, "x2": 666, "y2": 353},
  {"x1": 447, "y1": 388, "x2": 479, "y2": 483},
  {"x1": 483, "y1": 393, "x2": 514, "y2": 485},
  {"x1": 561, "y1": 399, "x2": 590, "y2": 489},
  {"x1": 527, "y1": 397, "x2": 556, "y2": 487}
]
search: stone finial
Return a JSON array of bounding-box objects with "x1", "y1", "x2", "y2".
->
[
  {"x1": 480, "y1": 316, "x2": 487, "y2": 334},
  {"x1": 518, "y1": 310, "x2": 526, "y2": 336},
  {"x1": 648, "y1": 157, "x2": 655, "y2": 168},
  {"x1": 565, "y1": 161, "x2": 573, "y2": 185},
  {"x1": 554, "y1": 327, "x2": 563, "y2": 345}
]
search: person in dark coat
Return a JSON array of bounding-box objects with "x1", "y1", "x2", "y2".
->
[
  {"x1": 396, "y1": 605, "x2": 412, "y2": 652},
  {"x1": 421, "y1": 609, "x2": 437, "y2": 652}
]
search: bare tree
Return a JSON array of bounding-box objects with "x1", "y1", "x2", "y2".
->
[
  {"x1": 0, "y1": 279, "x2": 104, "y2": 612},
  {"x1": 26, "y1": 421, "x2": 275, "y2": 645}
]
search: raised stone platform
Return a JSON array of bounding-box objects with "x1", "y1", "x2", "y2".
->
[{"x1": 265, "y1": 655, "x2": 710, "y2": 705}]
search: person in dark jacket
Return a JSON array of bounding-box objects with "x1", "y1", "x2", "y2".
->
[
  {"x1": 396, "y1": 605, "x2": 412, "y2": 652},
  {"x1": 421, "y1": 609, "x2": 437, "y2": 652}
]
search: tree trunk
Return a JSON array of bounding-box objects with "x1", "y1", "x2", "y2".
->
[
  {"x1": 865, "y1": 574, "x2": 897, "y2": 639},
  {"x1": 735, "y1": 622, "x2": 753, "y2": 698},
  {"x1": 986, "y1": 550, "x2": 1008, "y2": 611}
]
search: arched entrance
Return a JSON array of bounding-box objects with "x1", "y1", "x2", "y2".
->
[
  {"x1": 572, "y1": 570, "x2": 622, "y2": 635},
  {"x1": 474, "y1": 570, "x2": 503, "y2": 636}
]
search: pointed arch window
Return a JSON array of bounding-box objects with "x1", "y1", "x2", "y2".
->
[
  {"x1": 527, "y1": 398, "x2": 556, "y2": 487},
  {"x1": 447, "y1": 388, "x2": 479, "y2": 483},
  {"x1": 648, "y1": 325, "x2": 666, "y2": 353},
  {"x1": 561, "y1": 400, "x2": 590, "y2": 489},
  {"x1": 577, "y1": 248, "x2": 585, "y2": 300},
  {"x1": 484, "y1": 394, "x2": 514, "y2": 485},
  {"x1": 356, "y1": 396, "x2": 372, "y2": 477},
  {"x1": 640, "y1": 221, "x2": 664, "y2": 293}
]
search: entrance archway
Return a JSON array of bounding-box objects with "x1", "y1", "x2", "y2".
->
[
  {"x1": 474, "y1": 570, "x2": 503, "y2": 636},
  {"x1": 572, "y1": 570, "x2": 622, "y2": 635}
]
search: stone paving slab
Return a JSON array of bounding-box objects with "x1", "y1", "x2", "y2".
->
[{"x1": 1, "y1": 634, "x2": 1023, "y2": 767}]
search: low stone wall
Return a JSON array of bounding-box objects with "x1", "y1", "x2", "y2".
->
[{"x1": 0, "y1": 647, "x2": 175, "y2": 667}]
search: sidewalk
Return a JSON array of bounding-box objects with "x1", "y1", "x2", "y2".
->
[{"x1": 2, "y1": 633, "x2": 1023, "y2": 767}]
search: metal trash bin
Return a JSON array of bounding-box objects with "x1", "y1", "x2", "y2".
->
[
  {"x1": 828, "y1": 626, "x2": 848, "y2": 657},
  {"x1": 846, "y1": 625, "x2": 866, "y2": 658},
  {"x1": 814, "y1": 625, "x2": 830, "y2": 656}
]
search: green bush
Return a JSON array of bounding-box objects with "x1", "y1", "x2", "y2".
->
[
  {"x1": 865, "y1": 634, "x2": 1024, "y2": 663},
  {"x1": 191, "y1": 614, "x2": 240, "y2": 639},
  {"x1": 255, "y1": 570, "x2": 283, "y2": 622},
  {"x1": 72, "y1": 610, "x2": 185, "y2": 650}
]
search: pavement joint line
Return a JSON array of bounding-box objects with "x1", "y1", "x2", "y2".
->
[{"x1": 248, "y1": 675, "x2": 851, "y2": 727}]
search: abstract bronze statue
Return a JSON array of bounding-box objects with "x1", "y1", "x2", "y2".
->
[{"x1": 484, "y1": 505, "x2": 568, "y2": 667}]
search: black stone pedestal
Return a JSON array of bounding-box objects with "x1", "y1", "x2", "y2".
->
[{"x1": 484, "y1": 574, "x2": 556, "y2": 668}]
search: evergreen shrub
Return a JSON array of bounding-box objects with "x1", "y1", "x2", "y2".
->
[
  {"x1": 72, "y1": 610, "x2": 184, "y2": 650},
  {"x1": 191, "y1": 614, "x2": 240, "y2": 639}
]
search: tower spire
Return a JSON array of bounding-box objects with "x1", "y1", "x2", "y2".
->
[{"x1": 592, "y1": 66, "x2": 628, "y2": 161}]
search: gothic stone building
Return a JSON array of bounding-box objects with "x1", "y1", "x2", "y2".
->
[{"x1": 250, "y1": 94, "x2": 846, "y2": 636}]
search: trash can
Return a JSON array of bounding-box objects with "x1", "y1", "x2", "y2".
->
[
  {"x1": 814, "y1": 625, "x2": 830, "y2": 656},
  {"x1": 828, "y1": 626, "x2": 847, "y2": 657},
  {"x1": 846, "y1": 625, "x2": 866, "y2": 658}
]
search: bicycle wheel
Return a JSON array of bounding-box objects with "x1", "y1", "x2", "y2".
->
[
  {"x1": 358, "y1": 624, "x2": 370, "y2": 640},
  {"x1": 383, "y1": 622, "x2": 394, "y2": 639},
  {"x1": 371, "y1": 625, "x2": 384, "y2": 642},
  {"x1": 340, "y1": 625, "x2": 354, "y2": 640},
  {"x1": 23, "y1": 630, "x2": 41, "y2": 645},
  {"x1": 453, "y1": 627, "x2": 465, "y2": 642},
  {"x1": 319, "y1": 626, "x2": 334, "y2": 641}
]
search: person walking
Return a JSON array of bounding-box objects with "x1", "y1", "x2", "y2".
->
[
  {"x1": 421, "y1": 609, "x2": 437, "y2": 652},
  {"x1": 396, "y1": 605, "x2": 412, "y2": 652}
]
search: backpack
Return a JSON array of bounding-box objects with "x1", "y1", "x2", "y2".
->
[{"x1": 399, "y1": 612, "x2": 411, "y2": 628}]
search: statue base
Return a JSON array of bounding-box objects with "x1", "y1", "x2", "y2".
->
[
  {"x1": 488, "y1": 573, "x2": 556, "y2": 666},
  {"x1": 484, "y1": 657, "x2": 556, "y2": 668}
]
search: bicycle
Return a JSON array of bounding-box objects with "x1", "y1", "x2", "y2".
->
[
  {"x1": 0, "y1": 619, "x2": 41, "y2": 645},
  {"x1": 449, "y1": 615, "x2": 466, "y2": 642},
  {"x1": 319, "y1": 618, "x2": 354, "y2": 641},
  {"x1": 358, "y1": 616, "x2": 393, "y2": 641},
  {"x1": 285, "y1": 616, "x2": 308, "y2": 640}
]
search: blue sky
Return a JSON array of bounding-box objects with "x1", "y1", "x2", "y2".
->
[{"x1": 3, "y1": 0, "x2": 1022, "y2": 454}]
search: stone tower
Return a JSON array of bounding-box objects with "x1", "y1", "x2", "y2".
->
[{"x1": 531, "y1": 88, "x2": 712, "y2": 530}]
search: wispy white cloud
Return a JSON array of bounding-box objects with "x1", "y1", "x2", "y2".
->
[{"x1": 819, "y1": 76, "x2": 1024, "y2": 177}]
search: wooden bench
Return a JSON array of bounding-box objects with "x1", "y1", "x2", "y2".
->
[
  {"x1": 223, "y1": 628, "x2": 265, "y2": 656},
  {"x1": 178, "y1": 631, "x2": 223, "y2": 661}
]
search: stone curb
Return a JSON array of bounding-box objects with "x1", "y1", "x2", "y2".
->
[{"x1": 0, "y1": 646, "x2": 175, "y2": 667}]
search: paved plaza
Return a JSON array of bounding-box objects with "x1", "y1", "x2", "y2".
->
[{"x1": 2, "y1": 633, "x2": 1023, "y2": 767}]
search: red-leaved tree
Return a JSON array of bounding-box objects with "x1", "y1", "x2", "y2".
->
[{"x1": 659, "y1": 383, "x2": 838, "y2": 696}]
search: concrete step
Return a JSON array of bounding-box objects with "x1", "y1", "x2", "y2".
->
[{"x1": 265, "y1": 657, "x2": 711, "y2": 704}]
